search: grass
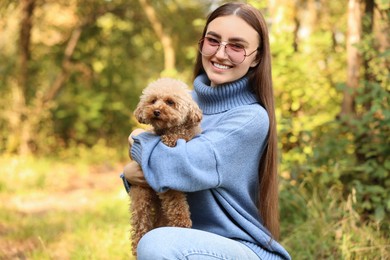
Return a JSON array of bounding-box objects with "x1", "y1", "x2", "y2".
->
[
  {"x1": 0, "y1": 153, "x2": 389, "y2": 259},
  {"x1": 0, "y1": 154, "x2": 135, "y2": 260},
  {"x1": 280, "y1": 182, "x2": 390, "y2": 259},
  {"x1": 4, "y1": 203, "x2": 133, "y2": 260}
]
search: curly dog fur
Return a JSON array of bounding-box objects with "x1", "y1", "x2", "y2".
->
[{"x1": 129, "y1": 78, "x2": 202, "y2": 256}]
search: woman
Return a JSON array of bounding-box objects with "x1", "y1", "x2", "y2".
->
[{"x1": 122, "y1": 2, "x2": 291, "y2": 259}]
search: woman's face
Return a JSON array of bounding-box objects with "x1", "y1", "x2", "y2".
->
[{"x1": 202, "y1": 15, "x2": 260, "y2": 87}]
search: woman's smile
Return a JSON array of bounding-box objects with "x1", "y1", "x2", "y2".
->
[{"x1": 212, "y1": 61, "x2": 232, "y2": 70}]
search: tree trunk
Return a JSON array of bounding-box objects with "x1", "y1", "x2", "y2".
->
[
  {"x1": 9, "y1": 1, "x2": 87, "y2": 155},
  {"x1": 363, "y1": 0, "x2": 374, "y2": 74},
  {"x1": 362, "y1": 0, "x2": 375, "y2": 111},
  {"x1": 340, "y1": 0, "x2": 362, "y2": 116},
  {"x1": 18, "y1": 0, "x2": 35, "y2": 97},
  {"x1": 43, "y1": 26, "x2": 83, "y2": 103},
  {"x1": 138, "y1": 0, "x2": 176, "y2": 73},
  {"x1": 373, "y1": 3, "x2": 389, "y2": 53},
  {"x1": 292, "y1": 8, "x2": 300, "y2": 52},
  {"x1": 9, "y1": 0, "x2": 36, "y2": 155}
]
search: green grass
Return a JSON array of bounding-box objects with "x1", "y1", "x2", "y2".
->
[
  {"x1": 0, "y1": 154, "x2": 388, "y2": 259},
  {"x1": 280, "y1": 183, "x2": 390, "y2": 259},
  {"x1": 0, "y1": 155, "x2": 135, "y2": 260},
  {"x1": 10, "y1": 201, "x2": 133, "y2": 260}
]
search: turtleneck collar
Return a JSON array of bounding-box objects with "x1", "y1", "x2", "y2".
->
[{"x1": 192, "y1": 74, "x2": 258, "y2": 114}]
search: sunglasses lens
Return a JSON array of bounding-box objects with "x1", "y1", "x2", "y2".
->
[
  {"x1": 225, "y1": 46, "x2": 245, "y2": 64},
  {"x1": 199, "y1": 38, "x2": 246, "y2": 64},
  {"x1": 199, "y1": 38, "x2": 218, "y2": 56}
]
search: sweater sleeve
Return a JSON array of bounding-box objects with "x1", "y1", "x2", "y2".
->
[{"x1": 130, "y1": 104, "x2": 269, "y2": 193}]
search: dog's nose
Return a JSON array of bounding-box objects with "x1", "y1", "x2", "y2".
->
[{"x1": 154, "y1": 110, "x2": 161, "y2": 117}]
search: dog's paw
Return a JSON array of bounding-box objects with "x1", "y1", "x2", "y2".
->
[{"x1": 161, "y1": 135, "x2": 177, "y2": 147}]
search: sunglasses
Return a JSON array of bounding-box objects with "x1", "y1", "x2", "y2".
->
[{"x1": 198, "y1": 37, "x2": 258, "y2": 65}]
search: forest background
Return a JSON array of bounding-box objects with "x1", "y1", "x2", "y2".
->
[{"x1": 0, "y1": 0, "x2": 389, "y2": 259}]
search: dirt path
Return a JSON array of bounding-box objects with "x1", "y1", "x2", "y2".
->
[
  {"x1": 0, "y1": 163, "x2": 127, "y2": 259},
  {"x1": 2, "y1": 164, "x2": 123, "y2": 213}
]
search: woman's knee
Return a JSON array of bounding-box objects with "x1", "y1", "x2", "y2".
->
[{"x1": 137, "y1": 227, "x2": 182, "y2": 259}]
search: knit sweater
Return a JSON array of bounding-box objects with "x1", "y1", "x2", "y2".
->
[{"x1": 130, "y1": 74, "x2": 291, "y2": 260}]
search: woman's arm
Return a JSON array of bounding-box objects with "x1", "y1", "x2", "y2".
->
[
  {"x1": 130, "y1": 105, "x2": 269, "y2": 193},
  {"x1": 121, "y1": 128, "x2": 149, "y2": 189}
]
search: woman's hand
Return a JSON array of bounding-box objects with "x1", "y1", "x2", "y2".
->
[
  {"x1": 123, "y1": 161, "x2": 149, "y2": 187},
  {"x1": 126, "y1": 128, "x2": 148, "y2": 187}
]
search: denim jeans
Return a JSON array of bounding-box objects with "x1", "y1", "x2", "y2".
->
[{"x1": 137, "y1": 227, "x2": 260, "y2": 260}]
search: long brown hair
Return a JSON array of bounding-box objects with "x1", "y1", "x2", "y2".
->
[{"x1": 193, "y1": 2, "x2": 280, "y2": 239}]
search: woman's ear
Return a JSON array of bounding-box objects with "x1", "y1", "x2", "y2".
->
[{"x1": 250, "y1": 58, "x2": 260, "y2": 68}]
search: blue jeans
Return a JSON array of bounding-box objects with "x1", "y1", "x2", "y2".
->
[{"x1": 137, "y1": 227, "x2": 260, "y2": 260}]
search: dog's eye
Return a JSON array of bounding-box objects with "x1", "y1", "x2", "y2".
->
[
  {"x1": 150, "y1": 99, "x2": 157, "y2": 104},
  {"x1": 166, "y1": 99, "x2": 175, "y2": 106}
]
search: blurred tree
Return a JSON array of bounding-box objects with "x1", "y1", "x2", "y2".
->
[
  {"x1": 2, "y1": 0, "x2": 134, "y2": 154},
  {"x1": 274, "y1": 0, "x2": 389, "y2": 231},
  {"x1": 9, "y1": 0, "x2": 36, "y2": 155},
  {"x1": 339, "y1": 0, "x2": 390, "y2": 224},
  {"x1": 0, "y1": 0, "x2": 210, "y2": 155},
  {"x1": 138, "y1": 0, "x2": 175, "y2": 74},
  {"x1": 341, "y1": 0, "x2": 361, "y2": 116},
  {"x1": 270, "y1": 0, "x2": 345, "y2": 173}
]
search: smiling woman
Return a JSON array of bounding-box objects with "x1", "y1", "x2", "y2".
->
[
  {"x1": 199, "y1": 15, "x2": 260, "y2": 86},
  {"x1": 123, "y1": 2, "x2": 290, "y2": 259}
]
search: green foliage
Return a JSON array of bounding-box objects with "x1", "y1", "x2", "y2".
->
[
  {"x1": 272, "y1": 0, "x2": 390, "y2": 249},
  {"x1": 280, "y1": 183, "x2": 390, "y2": 259},
  {"x1": 0, "y1": 0, "x2": 210, "y2": 153},
  {"x1": 338, "y1": 73, "x2": 390, "y2": 226}
]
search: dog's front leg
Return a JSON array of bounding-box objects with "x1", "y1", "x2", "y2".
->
[
  {"x1": 158, "y1": 190, "x2": 192, "y2": 228},
  {"x1": 129, "y1": 186, "x2": 159, "y2": 255}
]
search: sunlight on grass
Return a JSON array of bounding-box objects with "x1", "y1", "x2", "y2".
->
[
  {"x1": 1, "y1": 154, "x2": 388, "y2": 259},
  {"x1": 1, "y1": 190, "x2": 135, "y2": 260},
  {"x1": 0, "y1": 155, "x2": 135, "y2": 259},
  {"x1": 0, "y1": 155, "x2": 90, "y2": 193}
]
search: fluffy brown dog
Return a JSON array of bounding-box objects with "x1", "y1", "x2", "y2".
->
[{"x1": 129, "y1": 77, "x2": 202, "y2": 256}]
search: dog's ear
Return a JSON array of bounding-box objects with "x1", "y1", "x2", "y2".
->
[
  {"x1": 187, "y1": 102, "x2": 202, "y2": 125},
  {"x1": 134, "y1": 104, "x2": 146, "y2": 124}
]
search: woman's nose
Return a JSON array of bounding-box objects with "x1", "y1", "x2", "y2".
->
[{"x1": 214, "y1": 44, "x2": 228, "y2": 59}]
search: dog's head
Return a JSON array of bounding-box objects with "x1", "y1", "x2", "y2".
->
[{"x1": 134, "y1": 78, "x2": 202, "y2": 131}]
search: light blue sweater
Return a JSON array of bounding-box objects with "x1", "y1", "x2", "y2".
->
[{"x1": 130, "y1": 74, "x2": 291, "y2": 259}]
